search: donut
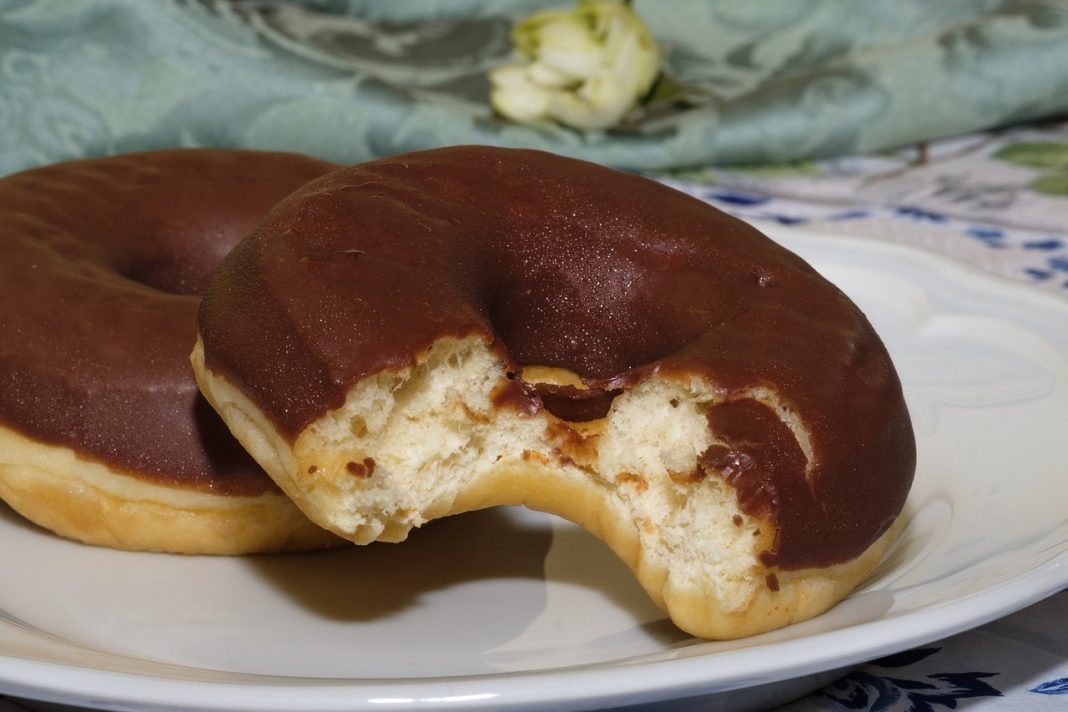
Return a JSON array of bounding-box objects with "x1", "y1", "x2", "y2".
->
[
  {"x1": 193, "y1": 146, "x2": 915, "y2": 638},
  {"x1": 0, "y1": 149, "x2": 342, "y2": 554}
]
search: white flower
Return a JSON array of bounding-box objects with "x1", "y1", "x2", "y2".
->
[{"x1": 489, "y1": 0, "x2": 661, "y2": 130}]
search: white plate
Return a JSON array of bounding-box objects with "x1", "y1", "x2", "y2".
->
[{"x1": 2, "y1": 228, "x2": 1067, "y2": 712}]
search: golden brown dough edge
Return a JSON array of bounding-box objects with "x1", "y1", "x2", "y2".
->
[
  {"x1": 450, "y1": 463, "x2": 902, "y2": 640},
  {"x1": 0, "y1": 423, "x2": 340, "y2": 554},
  {"x1": 192, "y1": 334, "x2": 906, "y2": 638}
]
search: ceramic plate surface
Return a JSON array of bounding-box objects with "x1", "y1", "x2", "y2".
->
[{"x1": 1, "y1": 228, "x2": 1067, "y2": 711}]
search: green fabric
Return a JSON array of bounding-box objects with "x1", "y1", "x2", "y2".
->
[{"x1": 3, "y1": 0, "x2": 1068, "y2": 175}]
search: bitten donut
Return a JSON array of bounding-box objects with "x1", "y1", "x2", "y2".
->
[
  {"x1": 0, "y1": 149, "x2": 341, "y2": 554},
  {"x1": 194, "y1": 146, "x2": 915, "y2": 638}
]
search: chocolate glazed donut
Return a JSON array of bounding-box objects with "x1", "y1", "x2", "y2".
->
[
  {"x1": 194, "y1": 146, "x2": 915, "y2": 638},
  {"x1": 0, "y1": 149, "x2": 340, "y2": 553}
]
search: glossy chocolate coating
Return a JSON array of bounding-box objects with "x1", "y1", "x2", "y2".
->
[
  {"x1": 200, "y1": 146, "x2": 915, "y2": 566},
  {"x1": 0, "y1": 150, "x2": 335, "y2": 494}
]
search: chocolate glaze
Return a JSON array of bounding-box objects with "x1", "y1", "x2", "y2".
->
[
  {"x1": 527, "y1": 383, "x2": 621, "y2": 422},
  {"x1": 0, "y1": 150, "x2": 336, "y2": 494},
  {"x1": 199, "y1": 146, "x2": 915, "y2": 566},
  {"x1": 701, "y1": 400, "x2": 819, "y2": 566}
]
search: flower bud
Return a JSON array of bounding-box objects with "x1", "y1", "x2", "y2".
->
[{"x1": 489, "y1": 0, "x2": 661, "y2": 130}]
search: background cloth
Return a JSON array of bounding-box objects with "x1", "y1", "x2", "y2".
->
[{"x1": 3, "y1": 0, "x2": 1068, "y2": 175}]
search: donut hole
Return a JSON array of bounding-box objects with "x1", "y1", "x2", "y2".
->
[
  {"x1": 486, "y1": 278, "x2": 690, "y2": 382},
  {"x1": 478, "y1": 236, "x2": 707, "y2": 422},
  {"x1": 117, "y1": 215, "x2": 246, "y2": 295},
  {"x1": 121, "y1": 257, "x2": 214, "y2": 295},
  {"x1": 516, "y1": 365, "x2": 621, "y2": 421},
  {"x1": 114, "y1": 195, "x2": 287, "y2": 295},
  {"x1": 535, "y1": 386, "x2": 620, "y2": 421}
]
